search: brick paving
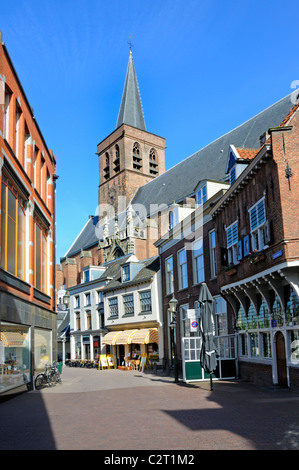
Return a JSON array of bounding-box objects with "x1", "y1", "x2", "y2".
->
[{"x1": 1, "y1": 366, "x2": 299, "y2": 451}]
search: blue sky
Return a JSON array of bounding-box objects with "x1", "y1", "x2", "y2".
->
[{"x1": 2, "y1": 0, "x2": 299, "y2": 261}]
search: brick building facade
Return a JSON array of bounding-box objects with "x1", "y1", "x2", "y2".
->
[
  {"x1": 211, "y1": 102, "x2": 299, "y2": 388},
  {"x1": 0, "y1": 35, "x2": 58, "y2": 394}
]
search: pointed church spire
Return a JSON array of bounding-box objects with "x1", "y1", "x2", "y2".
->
[{"x1": 116, "y1": 51, "x2": 146, "y2": 131}]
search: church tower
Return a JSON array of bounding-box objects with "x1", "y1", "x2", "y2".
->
[{"x1": 97, "y1": 51, "x2": 166, "y2": 214}]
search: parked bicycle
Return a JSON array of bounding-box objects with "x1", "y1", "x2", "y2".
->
[{"x1": 35, "y1": 362, "x2": 62, "y2": 390}]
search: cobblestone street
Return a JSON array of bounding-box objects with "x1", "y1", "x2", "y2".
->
[{"x1": 1, "y1": 367, "x2": 299, "y2": 452}]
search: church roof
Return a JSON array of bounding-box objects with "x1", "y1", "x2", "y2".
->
[
  {"x1": 62, "y1": 92, "x2": 296, "y2": 260},
  {"x1": 116, "y1": 52, "x2": 146, "y2": 131},
  {"x1": 131, "y1": 92, "x2": 295, "y2": 214}
]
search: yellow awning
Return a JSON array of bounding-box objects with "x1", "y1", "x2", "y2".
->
[
  {"x1": 131, "y1": 328, "x2": 159, "y2": 345},
  {"x1": 0, "y1": 332, "x2": 27, "y2": 347},
  {"x1": 114, "y1": 329, "x2": 139, "y2": 345},
  {"x1": 102, "y1": 331, "x2": 122, "y2": 345}
]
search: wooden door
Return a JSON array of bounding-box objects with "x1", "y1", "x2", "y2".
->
[{"x1": 275, "y1": 332, "x2": 288, "y2": 387}]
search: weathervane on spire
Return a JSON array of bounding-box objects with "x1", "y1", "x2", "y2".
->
[{"x1": 128, "y1": 35, "x2": 133, "y2": 53}]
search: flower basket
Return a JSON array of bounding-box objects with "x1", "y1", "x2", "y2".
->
[{"x1": 248, "y1": 251, "x2": 264, "y2": 264}]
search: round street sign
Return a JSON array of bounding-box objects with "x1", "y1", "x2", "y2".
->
[{"x1": 191, "y1": 320, "x2": 198, "y2": 331}]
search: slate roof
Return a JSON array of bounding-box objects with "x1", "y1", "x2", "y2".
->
[
  {"x1": 62, "y1": 92, "x2": 296, "y2": 259},
  {"x1": 116, "y1": 52, "x2": 146, "y2": 131},
  {"x1": 131, "y1": 92, "x2": 296, "y2": 214},
  {"x1": 102, "y1": 256, "x2": 160, "y2": 292}
]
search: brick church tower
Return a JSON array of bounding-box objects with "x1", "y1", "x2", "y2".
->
[{"x1": 97, "y1": 51, "x2": 166, "y2": 215}]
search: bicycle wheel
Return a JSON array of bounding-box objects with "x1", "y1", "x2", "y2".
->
[{"x1": 35, "y1": 374, "x2": 46, "y2": 390}]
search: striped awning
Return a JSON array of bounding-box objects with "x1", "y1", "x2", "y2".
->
[
  {"x1": 0, "y1": 332, "x2": 27, "y2": 347},
  {"x1": 114, "y1": 329, "x2": 139, "y2": 345},
  {"x1": 102, "y1": 331, "x2": 122, "y2": 345},
  {"x1": 131, "y1": 328, "x2": 159, "y2": 345}
]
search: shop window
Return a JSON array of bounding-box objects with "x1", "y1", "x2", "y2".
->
[
  {"x1": 0, "y1": 322, "x2": 30, "y2": 393},
  {"x1": 249, "y1": 332, "x2": 259, "y2": 357},
  {"x1": 290, "y1": 330, "x2": 299, "y2": 365},
  {"x1": 33, "y1": 215, "x2": 47, "y2": 293},
  {"x1": 271, "y1": 296, "x2": 283, "y2": 327},
  {"x1": 247, "y1": 303, "x2": 258, "y2": 329},
  {"x1": 262, "y1": 332, "x2": 272, "y2": 358},
  {"x1": 258, "y1": 299, "x2": 270, "y2": 328},
  {"x1": 237, "y1": 305, "x2": 246, "y2": 330},
  {"x1": 0, "y1": 174, "x2": 26, "y2": 280},
  {"x1": 34, "y1": 328, "x2": 51, "y2": 371},
  {"x1": 286, "y1": 289, "x2": 299, "y2": 326},
  {"x1": 239, "y1": 333, "x2": 248, "y2": 356}
]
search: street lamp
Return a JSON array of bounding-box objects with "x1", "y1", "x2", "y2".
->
[
  {"x1": 63, "y1": 294, "x2": 70, "y2": 308},
  {"x1": 169, "y1": 294, "x2": 179, "y2": 383}
]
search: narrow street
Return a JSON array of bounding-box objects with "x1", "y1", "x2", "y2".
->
[{"x1": 1, "y1": 366, "x2": 299, "y2": 452}]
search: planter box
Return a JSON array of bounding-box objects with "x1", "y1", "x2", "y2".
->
[
  {"x1": 118, "y1": 366, "x2": 132, "y2": 371},
  {"x1": 226, "y1": 268, "x2": 237, "y2": 275}
]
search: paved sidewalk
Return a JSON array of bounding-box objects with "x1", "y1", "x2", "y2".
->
[{"x1": 1, "y1": 366, "x2": 299, "y2": 451}]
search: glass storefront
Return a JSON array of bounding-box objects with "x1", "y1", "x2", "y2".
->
[
  {"x1": 0, "y1": 321, "x2": 30, "y2": 393},
  {"x1": 34, "y1": 328, "x2": 52, "y2": 371}
]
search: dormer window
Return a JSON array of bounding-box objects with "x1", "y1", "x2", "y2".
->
[
  {"x1": 122, "y1": 264, "x2": 130, "y2": 282},
  {"x1": 229, "y1": 166, "x2": 236, "y2": 185},
  {"x1": 196, "y1": 185, "x2": 207, "y2": 207}
]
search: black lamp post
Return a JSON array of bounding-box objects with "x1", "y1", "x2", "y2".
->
[{"x1": 169, "y1": 294, "x2": 179, "y2": 383}]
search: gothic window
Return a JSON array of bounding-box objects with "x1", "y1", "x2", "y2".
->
[
  {"x1": 104, "y1": 152, "x2": 110, "y2": 180},
  {"x1": 114, "y1": 144, "x2": 120, "y2": 173},
  {"x1": 133, "y1": 142, "x2": 142, "y2": 171},
  {"x1": 149, "y1": 148, "x2": 158, "y2": 175}
]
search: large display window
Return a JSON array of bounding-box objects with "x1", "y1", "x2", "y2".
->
[
  {"x1": 0, "y1": 321, "x2": 30, "y2": 393},
  {"x1": 34, "y1": 328, "x2": 52, "y2": 371}
]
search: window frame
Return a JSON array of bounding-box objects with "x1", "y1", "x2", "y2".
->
[
  {"x1": 123, "y1": 293, "x2": 134, "y2": 316},
  {"x1": 209, "y1": 229, "x2": 217, "y2": 278},
  {"x1": 226, "y1": 220, "x2": 238, "y2": 265},
  {"x1": 108, "y1": 297, "x2": 119, "y2": 318},
  {"x1": 165, "y1": 255, "x2": 174, "y2": 295},
  {"x1": 139, "y1": 290, "x2": 152, "y2": 313},
  {"x1": 33, "y1": 214, "x2": 48, "y2": 293},
  {"x1": 248, "y1": 197, "x2": 267, "y2": 251},
  {"x1": 1, "y1": 173, "x2": 26, "y2": 280},
  {"x1": 192, "y1": 238, "x2": 204, "y2": 285},
  {"x1": 177, "y1": 247, "x2": 188, "y2": 290}
]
